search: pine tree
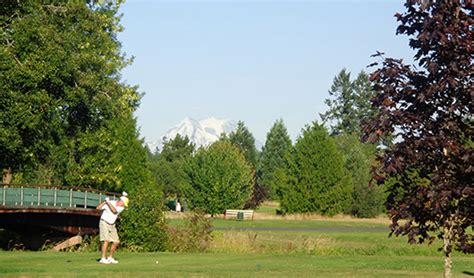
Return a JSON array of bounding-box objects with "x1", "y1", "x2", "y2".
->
[
  {"x1": 257, "y1": 119, "x2": 292, "y2": 199},
  {"x1": 160, "y1": 134, "x2": 195, "y2": 163},
  {"x1": 228, "y1": 121, "x2": 258, "y2": 167},
  {"x1": 320, "y1": 69, "x2": 376, "y2": 136}
]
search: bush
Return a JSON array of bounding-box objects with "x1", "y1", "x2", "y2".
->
[
  {"x1": 165, "y1": 210, "x2": 213, "y2": 253},
  {"x1": 118, "y1": 185, "x2": 167, "y2": 252}
]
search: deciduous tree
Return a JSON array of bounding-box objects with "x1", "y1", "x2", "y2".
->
[
  {"x1": 184, "y1": 141, "x2": 253, "y2": 215},
  {"x1": 0, "y1": 0, "x2": 138, "y2": 184},
  {"x1": 364, "y1": 1, "x2": 473, "y2": 276}
]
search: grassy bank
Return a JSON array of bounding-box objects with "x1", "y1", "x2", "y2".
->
[{"x1": 0, "y1": 251, "x2": 473, "y2": 277}]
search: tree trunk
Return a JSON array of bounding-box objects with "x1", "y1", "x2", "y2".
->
[
  {"x1": 443, "y1": 224, "x2": 453, "y2": 278},
  {"x1": 2, "y1": 168, "x2": 13, "y2": 184}
]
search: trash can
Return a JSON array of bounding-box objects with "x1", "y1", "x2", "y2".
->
[{"x1": 237, "y1": 211, "x2": 244, "y2": 221}]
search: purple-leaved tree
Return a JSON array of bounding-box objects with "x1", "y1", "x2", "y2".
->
[{"x1": 364, "y1": 1, "x2": 473, "y2": 277}]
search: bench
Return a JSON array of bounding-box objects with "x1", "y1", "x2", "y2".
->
[{"x1": 224, "y1": 209, "x2": 254, "y2": 220}]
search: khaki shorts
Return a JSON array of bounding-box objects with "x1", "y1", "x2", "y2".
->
[{"x1": 99, "y1": 220, "x2": 120, "y2": 242}]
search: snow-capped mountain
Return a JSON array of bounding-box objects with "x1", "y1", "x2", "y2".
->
[{"x1": 148, "y1": 117, "x2": 238, "y2": 152}]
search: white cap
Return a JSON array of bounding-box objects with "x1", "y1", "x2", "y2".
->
[
  {"x1": 120, "y1": 195, "x2": 129, "y2": 207},
  {"x1": 122, "y1": 191, "x2": 128, "y2": 197}
]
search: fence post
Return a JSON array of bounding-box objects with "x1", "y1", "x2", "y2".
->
[
  {"x1": 69, "y1": 189, "x2": 73, "y2": 208},
  {"x1": 37, "y1": 187, "x2": 41, "y2": 206},
  {"x1": 2, "y1": 186, "x2": 6, "y2": 205},
  {"x1": 20, "y1": 186, "x2": 23, "y2": 206},
  {"x1": 54, "y1": 188, "x2": 57, "y2": 207},
  {"x1": 84, "y1": 191, "x2": 88, "y2": 208}
]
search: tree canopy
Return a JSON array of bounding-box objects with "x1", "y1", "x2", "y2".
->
[
  {"x1": 364, "y1": 1, "x2": 472, "y2": 276},
  {"x1": 228, "y1": 121, "x2": 258, "y2": 167},
  {"x1": 320, "y1": 69, "x2": 376, "y2": 136},
  {"x1": 279, "y1": 122, "x2": 352, "y2": 215},
  {"x1": 334, "y1": 133, "x2": 384, "y2": 218},
  {"x1": 151, "y1": 134, "x2": 194, "y2": 198},
  {"x1": 0, "y1": 0, "x2": 139, "y2": 186},
  {"x1": 257, "y1": 119, "x2": 292, "y2": 199},
  {"x1": 184, "y1": 141, "x2": 253, "y2": 215},
  {"x1": 0, "y1": 0, "x2": 166, "y2": 252}
]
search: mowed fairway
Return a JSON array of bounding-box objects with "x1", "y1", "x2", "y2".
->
[
  {"x1": 0, "y1": 217, "x2": 473, "y2": 277},
  {"x1": 0, "y1": 251, "x2": 473, "y2": 277}
]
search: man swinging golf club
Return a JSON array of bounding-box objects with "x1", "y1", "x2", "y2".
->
[{"x1": 96, "y1": 191, "x2": 129, "y2": 264}]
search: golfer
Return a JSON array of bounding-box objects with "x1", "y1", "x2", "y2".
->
[{"x1": 96, "y1": 192, "x2": 129, "y2": 264}]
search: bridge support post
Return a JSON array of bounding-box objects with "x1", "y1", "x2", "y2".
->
[{"x1": 52, "y1": 235, "x2": 83, "y2": 251}]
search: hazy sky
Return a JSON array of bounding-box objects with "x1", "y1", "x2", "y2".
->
[{"x1": 118, "y1": 0, "x2": 414, "y2": 143}]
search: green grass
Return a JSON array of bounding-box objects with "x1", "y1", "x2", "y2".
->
[
  {"x1": 1, "y1": 218, "x2": 472, "y2": 277},
  {"x1": 254, "y1": 201, "x2": 279, "y2": 214},
  {"x1": 0, "y1": 251, "x2": 473, "y2": 277}
]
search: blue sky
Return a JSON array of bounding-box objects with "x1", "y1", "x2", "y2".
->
[{"x1": 118, "y1": 0, "x2": 413, "y2": 143}]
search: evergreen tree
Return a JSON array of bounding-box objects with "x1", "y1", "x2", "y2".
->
[
  {"x1": 320, "y1": 69, "x2": 376, "y2": 136},
  {"x1": 227, "y1": 121, "x2": 263, "y2": 208},
  {"x1": 151, "y1": 134, "x2": 194, "y2": 198},
  {"x1": 334, "y1": 133, "x2": 384, "y2": 218},
  {"x1": 228, "y1": 121, "x2": 258, "y2": 167},
  {"x1": 257, "y1": 119, "x2": 292, "y2": 199},
  {"x1": 184, "y1": 141, "x2": 253, "y2": 215},
  {"x1": 160, "y1": 134, "x2": 195, "y2": 163},
  {"x1": 279, "y1": 122, "x2": 352, "y2": 215}
]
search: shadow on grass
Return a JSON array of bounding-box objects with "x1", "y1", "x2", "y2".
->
[{"x1": 463, "y1": 271, "x2": 474, "y2": 276}]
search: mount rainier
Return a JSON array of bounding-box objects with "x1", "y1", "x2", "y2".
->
[{"x1": 146, "y1": 117, "x2": 238, "y2": 152}]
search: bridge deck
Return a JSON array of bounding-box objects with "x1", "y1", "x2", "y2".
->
[
  {"x1": 1, "y1": 185, "x2": 118, "y2": 209},
  {"x1": 0, "y1": 184, "x2": 119, "y2": 236}
]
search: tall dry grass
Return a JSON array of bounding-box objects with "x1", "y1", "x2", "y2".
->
[
  {"x1": 253, "y1": 212, "x2": 390, "y2": 224},
  {"x1": 210, "y1": 230, "x2": 338, "y2": 255},
  {"x1": 166, "y1": 211, "x2": 390, "y2": 224}
]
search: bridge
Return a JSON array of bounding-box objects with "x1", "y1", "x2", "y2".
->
[{"x1": 0, "y1": 184, "x2": 119, "y2": 249}]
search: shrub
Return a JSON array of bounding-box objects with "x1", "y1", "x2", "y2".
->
[
  {"x1": 118, "y1": 185, "x2": 167, "y2": 252},
  {"x1": 165, "y1": 210, "x2": 213, "y2": 253}
]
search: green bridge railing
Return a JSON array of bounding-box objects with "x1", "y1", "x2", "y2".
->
[{"x1": 0, "y1": 184, "x2": 119, "y2": 209}]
